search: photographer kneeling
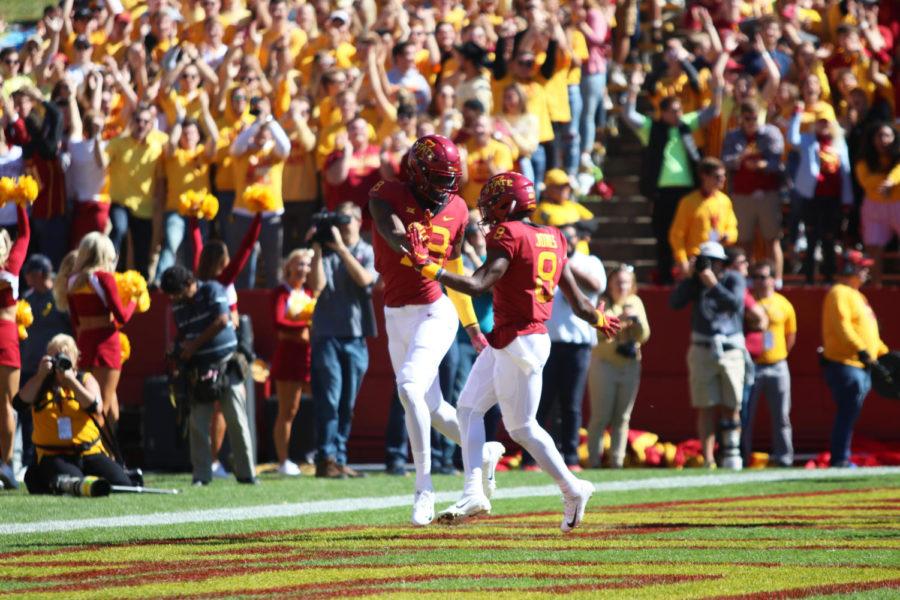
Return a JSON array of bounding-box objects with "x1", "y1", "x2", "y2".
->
[{"x1": 18, "y1": 334, "x2": 131, "y2": 495}]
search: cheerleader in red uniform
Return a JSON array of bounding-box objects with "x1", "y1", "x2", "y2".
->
[
  {"x1": 0, "y1": 204, "x2": 29, "y2": 486},
  {"x1": 190, "y1": 212, "x2": 261, "y2": 476},
  {"x1": 271, "y1": 248, "x2": 314, "y2": 476},
  {"x1": 54, "y1": 233, "x2": 135, "y2": 425}
]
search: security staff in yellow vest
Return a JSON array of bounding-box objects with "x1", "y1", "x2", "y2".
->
[{"x1": 19, "y1": 334, "x2": 131, "y2": 495}]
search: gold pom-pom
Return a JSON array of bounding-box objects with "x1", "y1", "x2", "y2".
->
[
  {"x1": 243, "y1": 183, "x2": 276, "y2": 213},
  {"x1": 178, "y1": 190, "x2": 201, "y2": 217},
  {"x1": 115, "y1": 270, "x2": 151, "y2": 313},
  {"x1": 199, "y1": 194, "x2": 219, "y2": 220},
  {"x1": 286, "y1": 289, "x2": 315, "y2": 322},
  {"x1": 16, "y1": 300, "x2": 33, "y2": 341},
  {"x1": 120, "y1": 332, "x2": 131, "y2": 364},
  {"x1": 0, "y1": 177, "x2": 15, "y2": 204},
  {"x1": 137, "y1": 291, "x2": 151, "y2": 313},
  {"x1": 178, "y1": 191, "x2": 219, "y2": 220},
  {"x1": 14, "y1": 175, "x2": 39, "y2": 205}
]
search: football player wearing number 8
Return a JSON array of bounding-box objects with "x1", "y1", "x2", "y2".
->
[
  {"x1": 369, "y1": 134, "x2": 503, "y2": 527},
  {"x1": 405, "y1": 171, "x2": 621, "y2": 532}
]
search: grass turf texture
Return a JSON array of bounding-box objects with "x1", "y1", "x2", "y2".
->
[
  {"x1": 3, "y1": 470, "x2": 900, "y2": 598},
  {"x1": 0, "y1": 1, "x2": 55, "y2": 25}
]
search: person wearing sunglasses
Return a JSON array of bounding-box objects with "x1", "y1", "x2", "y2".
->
[{"x1": 742, "y1": 260, "x2": 795, "y2": 468}]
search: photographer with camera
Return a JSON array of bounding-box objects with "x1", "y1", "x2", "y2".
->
[
  {"x1": 307, "y1": 202, "x2": 376, "y2": 478},
  {"x1": 18, "y1": 334, "x2": 131, "y2": 495},
  {"x1": 587, "y1": 264, "x2": 650, "y2": 469},
  {"x1": 670, "y1": 241, "x2": 746, "y2": 470},
  {"x1": 160, "y1": 265, "x2": 256, "y2": 486}
]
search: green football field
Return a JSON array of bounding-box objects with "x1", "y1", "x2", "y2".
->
[{"x1": 3, "y1": 467, "x2": 900, "y2": 598}]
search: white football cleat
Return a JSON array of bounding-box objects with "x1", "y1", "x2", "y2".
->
[
  {"x1": 481, "y1": 441, "x2": 505, "y2": 500},
  {"x1": 561, "y1": 479, "x2": 594, "y2": 533},
  {"x1": 437, "y1": 493, "x2": 492, "y2": 523},
  {"x1": 411, "y1": 489, "x2": 435, "y2": 526},
  {"x1": 211, "y1": 461, "x2": 229, "y2": 479},
  {"x1": 277, "y1": 460, "x2": 302, "y2": 476}
]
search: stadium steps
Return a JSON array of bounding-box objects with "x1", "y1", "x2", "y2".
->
[{"x1": 581, "y1": 124, "x2": 659, "y2": 282}]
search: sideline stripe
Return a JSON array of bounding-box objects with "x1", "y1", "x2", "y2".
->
[{"x1": 3, "y1": 467, "x2": 898, "y2": 536}]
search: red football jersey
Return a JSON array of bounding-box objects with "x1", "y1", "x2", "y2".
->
[
  {"x1": 370, "y1": 179, "x2": 469, "y2": 307},
  {"x1": 486, "y1": 220, "x2": 568, "y2": 349}
]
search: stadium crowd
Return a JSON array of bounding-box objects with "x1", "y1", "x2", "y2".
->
[{"x1": 0, "y1": 0, "x2": 897, "y2": 492}]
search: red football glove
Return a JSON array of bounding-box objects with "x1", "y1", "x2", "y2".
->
[
  {"x1": 593, "y1": 300, "x2": 622, "y2": 340},
  {"x1": 406, "y1": 220, "x2": 433, "y2": 270}
]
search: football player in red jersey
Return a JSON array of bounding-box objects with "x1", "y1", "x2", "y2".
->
[
  {"x1": 405, "y1": 172, "x2": 621, "y2": 532},
  {"x1": 369, "y1": 134, "x2": 503, "y2": 526}
]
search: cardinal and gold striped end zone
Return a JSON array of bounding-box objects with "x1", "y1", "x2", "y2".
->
[{"x1": 3, "y1": 486, "x2": 899, "y2": 598}]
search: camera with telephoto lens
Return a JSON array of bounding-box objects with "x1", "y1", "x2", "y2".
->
[
  {"x1": 53, "y1": 474, "x2": 111, "y2": 497},
  {"x1": 50, "y1": 353, "x2": 73, "y2": 372},
  {"x1": 694, "y1": 255, "x2": 712, "y2": 274},
  {"x1": 311, "y1": 211, "x2": 352, "y2": 245}
]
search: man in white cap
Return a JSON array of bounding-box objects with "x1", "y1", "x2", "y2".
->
[{"x1": 669, "y1": 241, "x2": 746, "y2": 470}]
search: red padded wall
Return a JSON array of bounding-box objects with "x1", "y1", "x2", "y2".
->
[{"x1": 120, "y1": 286, "x2": 900, "y2": 462}]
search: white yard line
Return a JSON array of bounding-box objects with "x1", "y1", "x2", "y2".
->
[{"x1": 4, "y1": 467, "x2": 898, "y2": 536}]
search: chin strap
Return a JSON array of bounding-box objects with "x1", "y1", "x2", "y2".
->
[{"x1": 444, "y1": 256, "x2": 478, "y2": 329}]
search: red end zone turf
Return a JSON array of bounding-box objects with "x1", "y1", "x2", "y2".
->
[{"x1": 5, "y1": 487, "x2": 899, "y2": 598}]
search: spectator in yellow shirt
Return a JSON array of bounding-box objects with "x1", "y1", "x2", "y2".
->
[
  {"x1": 159, "y1": 94, "x2": 219, "y2": 282},
  {"x1": 532, "y1": 169, "x2": 594, "y2": 227},
  {"x1": 855, "y1": 124, "x2": 900, "y2": 286},
  {"x1": 460, "y1": 115, "x2": 514, "y2": 208},
  {"x1": 742, "y1": 261, "x2": 796, "y2": 467},
  {"x1": 668, "y1": 158, "x2": 738, "y2": 277},
  {"x1": 105, "y1": 104, "x2": 167, "y2": 279},
  {"x1": 821, "y1": 250, "x2": 889, "y2": 467},
  {"x1": 280, "y1": 98, "x2": 319, "y2": 252}
]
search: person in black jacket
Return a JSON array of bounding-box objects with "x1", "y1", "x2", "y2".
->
[
  {"x1": 2, "y1": 85, "x2": 67, "y2": 267},
  {"x1": 624, "y1": 63, "x2": 724, "y2": 284}
]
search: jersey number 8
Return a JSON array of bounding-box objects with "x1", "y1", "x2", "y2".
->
[{"x1": 534, "y1": 251, "x2": 558, "y2": 304}]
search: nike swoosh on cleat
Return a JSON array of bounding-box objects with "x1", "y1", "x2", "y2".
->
[{"x1": 567, "y1": 516, "x2": 577, "y2": 529}]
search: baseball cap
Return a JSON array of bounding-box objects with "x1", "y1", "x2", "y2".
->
[
  {"x1": 840, "y1": 249, "x2": 874, "y2": 273},
  {"x1": 698, "y1": 241, "x2": 727, "y2": 261},
  {"x1": 23, "y1": 254, "x2": 53, "y2": 276},
  {"x1": 73, "y1": 6, "x2": 93, "y2": 20},
  {"x1": 329, "y1": 10, "x2": 349, "y2": 24},
  {"x1": 544, "y1": 169, "x2": 570, "y2": 187}
]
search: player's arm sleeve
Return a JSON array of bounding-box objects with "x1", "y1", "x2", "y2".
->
[{"x1": 444, "y1": 256, "x2": 479, "y2": 328}]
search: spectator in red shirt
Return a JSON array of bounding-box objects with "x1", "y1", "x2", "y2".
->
[
  {"x1": 722, "y1": 101, "x2": 786, "y2": 287},
  {"x1": 323, "y1": 116, "x2": 381, "y2": 229}
]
